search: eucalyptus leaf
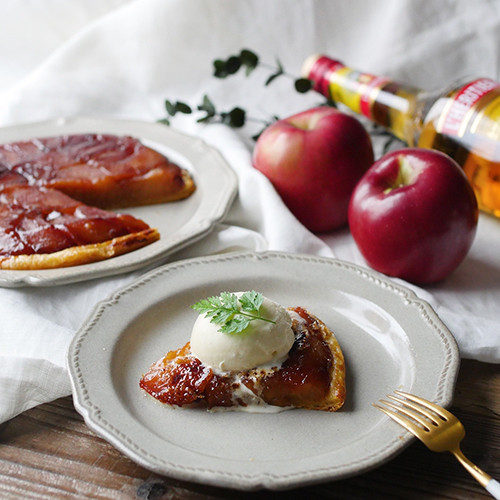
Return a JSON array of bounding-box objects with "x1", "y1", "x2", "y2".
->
[
  {"x1": 165, "y1": 99, "x2": 177, "y2": 116},
  {"x1": 240, "y1": 49, "x2": 259, "y2": 75},
  {"x1": 294, "y1": 78, "x2": 313, "y2": 93},
  {"x1": 198, "y1": 94, "x2": 216, "y2": 116},
  {"x1": 175, "y1": 101, "x2": 192, "y2": 114},
  {"x1": 222, "y1": 107, "x2": 246, "y2": 128},
  {"x1": 213, "y1": 59, "x2": 229, "y2": 78},
  {"x1": 226, "y1": 55, "x2": 242, "y2": 75}
]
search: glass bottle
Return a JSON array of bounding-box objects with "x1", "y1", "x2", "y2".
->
[{"x1": 302, "y1": 54, "x2": 500, "y2": 218}]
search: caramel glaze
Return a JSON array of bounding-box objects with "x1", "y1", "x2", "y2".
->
[
  {"x1": 242, "y1": 307, "x2": 334, "y2": 408},
  {"x1": 0, "y1": 134, "x2": 192, "y2": 209},
  {"x1": 139, "y1": 307, "x2": 335, "y2": 410},
  {"x1": 0, "y1": 184, "x2": 150, "y2": 256}
]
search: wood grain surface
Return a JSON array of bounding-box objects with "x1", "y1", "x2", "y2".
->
[{"x1": 1, "y1": 359, "x2": 499, "y2": 499}]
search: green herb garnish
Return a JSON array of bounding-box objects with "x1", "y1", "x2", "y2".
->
[{"x1": 191, "y1": 291, "x2": 276, "y2": 334}]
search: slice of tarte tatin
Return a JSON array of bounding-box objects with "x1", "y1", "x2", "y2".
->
[
  {"x1": 0, "y1": 184, "x2": 159, "y2": 270},
  {"x1": 140, "y1": 306, "x2": 346, "y2": 412}
]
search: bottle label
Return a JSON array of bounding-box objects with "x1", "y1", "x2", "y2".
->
[
  {"x1": 308, "y1": 56, "x2": 344, "y2": 97},
  {"x1": 439, "y1": 78, "x2": 500, "y2": 136},
  {"x1": 306, "y1": 56, "x2": 390, "y2": 118},
  {"x1": 359, "y1": 75, "x2": 391, "y2": 119},
  {"x1": 329, "y1": 68, "x2": 390, "y2": 117}
]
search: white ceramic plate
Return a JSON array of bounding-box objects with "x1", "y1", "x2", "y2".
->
[
  {"x1": 0, "y1": 116, "x2": 237, "y2": 287},
  {"x1": 68, "y1": 251, "x2": 460, "y2": 491}
]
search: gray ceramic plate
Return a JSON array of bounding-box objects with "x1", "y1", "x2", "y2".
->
[
  {"x1": 0, "y1": 117, "x2": 237, "y2": 287},
  {"x1": 68, "y1": 251, "x2": 460, "y2": 491}
]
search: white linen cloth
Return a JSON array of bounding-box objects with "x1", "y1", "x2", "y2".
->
[{"x1": 0, "y1": 0, "x2": 499, "y2": 424}]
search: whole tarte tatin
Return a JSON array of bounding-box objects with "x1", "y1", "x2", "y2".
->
[{"x1": 0, "y1": 133, "x2": 195, "y2": 269}]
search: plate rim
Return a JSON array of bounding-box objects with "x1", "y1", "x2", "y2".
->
[
  {"x1": 0, "y1": 116, "x2": 238, "y2": 287},
  {"x1": 68, "y1": 250, "x2": 460, "y2": 490}
]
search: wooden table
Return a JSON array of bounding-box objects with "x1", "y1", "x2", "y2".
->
[{"x1": 1, "y1": 359, "x2": 499, "y2": 499}]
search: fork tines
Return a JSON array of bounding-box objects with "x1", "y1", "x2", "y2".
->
[{"x1": 374, "y1": 390, "x2": 451, "y2": 434}]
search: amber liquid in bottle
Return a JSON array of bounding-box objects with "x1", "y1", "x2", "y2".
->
[{"x1": 303, "y1": 55, "x2": 500, "y2": 218}]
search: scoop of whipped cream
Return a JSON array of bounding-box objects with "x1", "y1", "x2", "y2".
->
[{"x1": 189, "y1": 292, "x2": 294, "y2": 372}]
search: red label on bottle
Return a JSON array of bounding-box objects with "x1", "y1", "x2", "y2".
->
[
  {"x1": 359, "y1": 75, "x2": 391, "y2": 119},
  {"x1": 440, "y1": 78, "x2": 500, "y2": 136},
  {"x1": 307, "y1": 56, "x2": 345, "y2": 97}
]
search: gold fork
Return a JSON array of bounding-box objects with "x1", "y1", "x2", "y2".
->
[{"x1": 374, "y1": 390, "x2": 500, "y2": 499}]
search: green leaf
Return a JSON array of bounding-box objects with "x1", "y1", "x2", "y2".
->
[
  {"x1": 213, "y1": 59, "x2": 229, "y2": 78},
  {"x1": 198, "y1": 94, "x2": 216, "y2": 116},
  {"x1": 192, "y1": 296, "x2": 221, "y2": 315},
  {"x1": 211, "y1": 307, "x2": 235, "y2": 325},
  {"x1": 220, "y1": 316, "x2": 251, "y2": 334},
  {"x1": 239, "y1": 290, "x2": 263, "y2": 313},
  {"x1": 165, "y1": 99, "x2": 177, "y2": 116},
  {"x1": 221, "y1": 107, "x2": 246, "y2": 128},
  {"x1": 175, "y1": 101, "x2": 192, "y2": 114},
  {"x1": 196, "y1": 115, "x2": 213, "y2": 123},
  {"x1": 225, "y1": 55, "x2": 242, "y2": 75},
  {"x1": 220, "y1": 291, "x2": 239, "y2": 310},
  {"x1": 294, "y1": 78, "x2": 313, "y2": 93},
  {"x1": 191, "y1": 291, "x2": 276, "y2": 334},
  {"x1": 240, "y1": 49, "x2": 259, "y2": 75}
]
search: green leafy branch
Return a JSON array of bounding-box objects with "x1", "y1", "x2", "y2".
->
[
  {"x1": 158, "y1": 95, "x2": 247, "y2": 128},
  {"x1": 191, "y1": 291, "x2": 275, "y2": 334},
  {"x1": 212, "y1": 49, "x2": 313, "y2": 93},
  {"x1": 158, "y1": 48, "x2": 318, "y2": 139}
]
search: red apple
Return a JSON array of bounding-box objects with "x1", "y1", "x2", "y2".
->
[
  {"x1": 252, "y1": 106, "x2": 374, "y2": 232},
  {"x1": 348, "y1": 148, "x2": 478, "y2": 284}
]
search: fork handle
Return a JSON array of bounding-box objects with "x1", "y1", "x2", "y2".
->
[
  {"x1": 486, "y1": 479, "x2": 500, "y2": 499},
  {"x1": 453, "y1": 449, "x2": 500, "y2": 499}
]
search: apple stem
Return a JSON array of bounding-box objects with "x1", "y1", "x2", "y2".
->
[{"x1": 384, "y1": 155, "x2": 416, "y2": 194}]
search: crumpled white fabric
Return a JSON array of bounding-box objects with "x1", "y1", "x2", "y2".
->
[{"x1": 0, "y1": 0, "x2": 499, "y2": 424}]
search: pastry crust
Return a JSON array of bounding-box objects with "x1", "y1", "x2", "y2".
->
[{"x1": 0, "y1": 228, "x2": 159, "y2": 270}]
